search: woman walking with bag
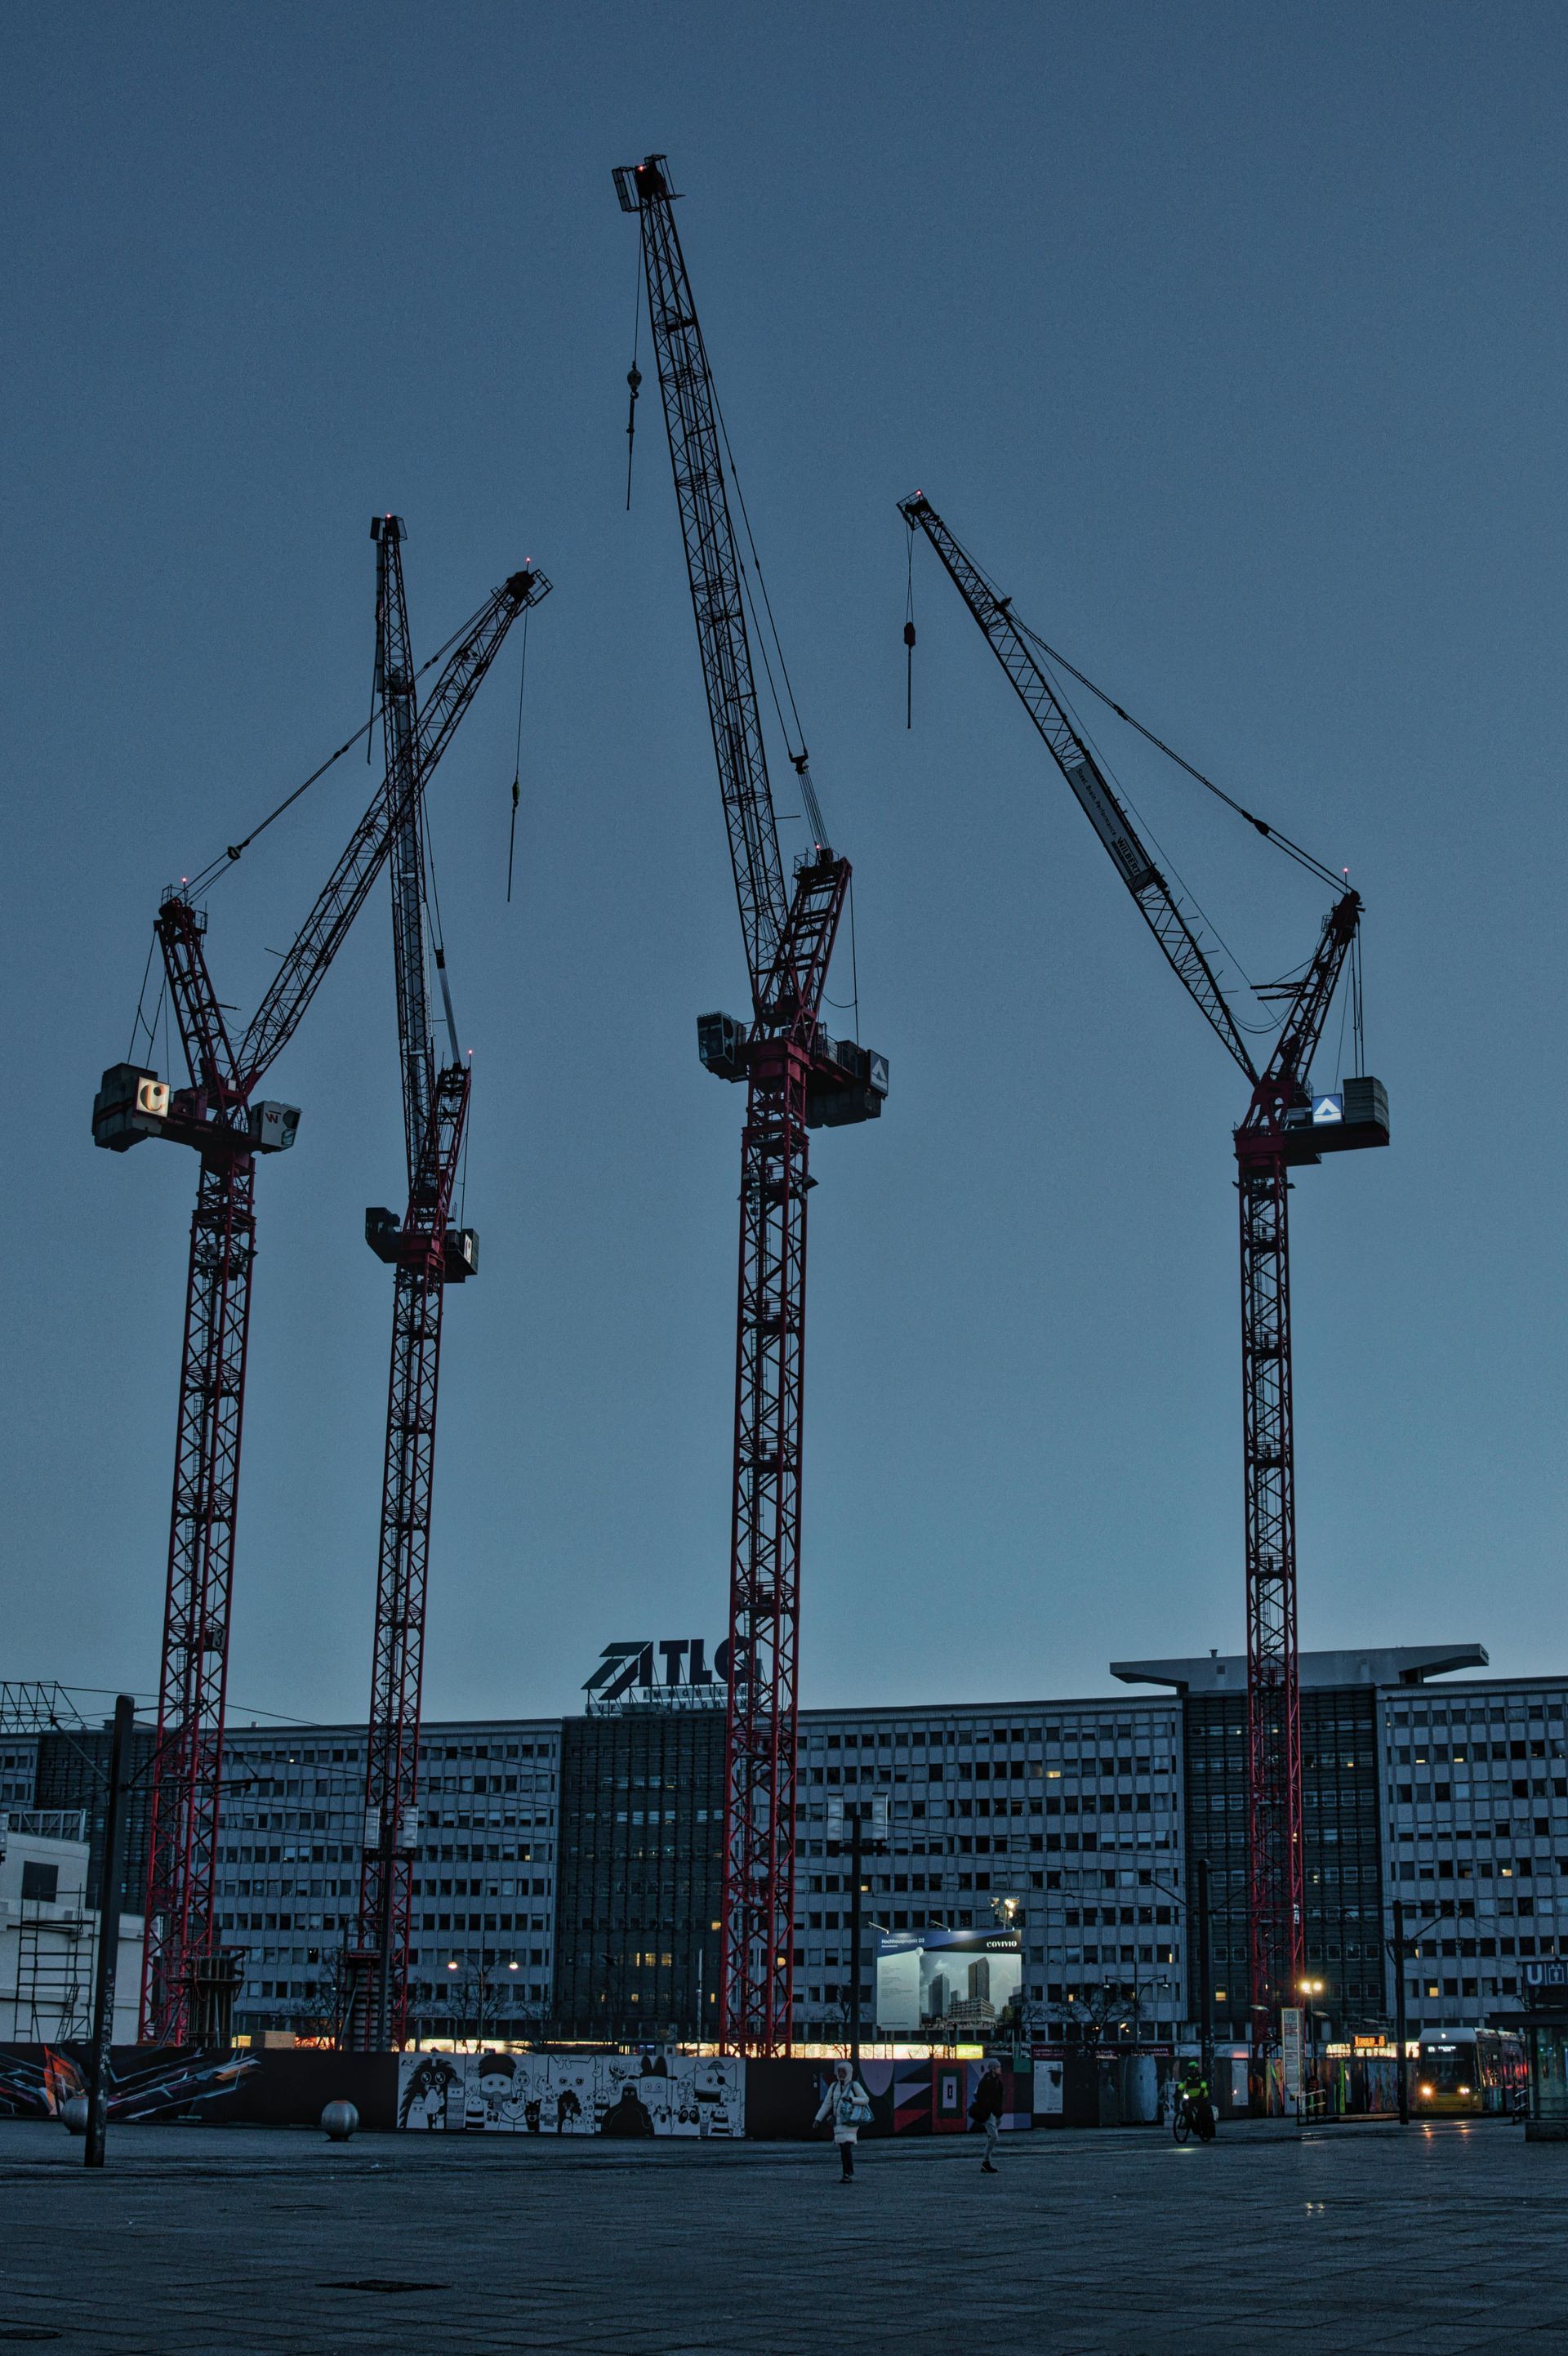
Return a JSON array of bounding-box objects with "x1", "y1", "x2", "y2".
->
[{"x1": 815, "y1": 2059, "x2": 871, "y2": 2180}]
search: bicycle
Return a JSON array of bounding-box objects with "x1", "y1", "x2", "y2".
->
[{"x1": 1172, "y1": 2091, "x2": 1215, "y2": 2144}]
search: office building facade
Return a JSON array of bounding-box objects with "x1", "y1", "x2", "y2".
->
[
  {"x1": 1379, "y1": 1671, "x2": 1568, "y2": 2029},
  {"x1": 11, "y1": 1637, "x2": 1568, "y2": 2047},
  {"x1": 552, "y1": 1704, "x2": 726, "y2": 2039},
  {"x1": 795, "y1": 1692, "x2": 1187, "y2": 2042},
  {"x1": 212, "y1": 1716, "x2": 559, "y2": 2042}
]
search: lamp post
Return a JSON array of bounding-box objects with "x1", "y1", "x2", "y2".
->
[
  {"x1": 829, "y1": 1793, "x2": 888, "y2": 2073},
  {"x1": 1298, "y1": 1976, "x2": 1325, "y2": 2109},
  {"x1": 1196, "y1": 1857, "x2": 1213, "y2": 2092},
  {"x1": 990, "y1": 1893, "x2": 1024, "y2": 2060},
  {"x1": 85, "y1": 1695, "x2": 135, "y2": 2171},
  {"x1": 849, "y1": 1810, "x2": 864, "y2": 2074},
  {"x1": 1392, "y1": 1898, "x2": 1410, "y2": 2125},
  {"x1": 1384, "y1": 1901, "x2": 1448, "y2": 2127}
]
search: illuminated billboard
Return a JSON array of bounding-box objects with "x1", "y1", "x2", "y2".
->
[{"x1": 875, "y1": 1926, "x2": 1022, "y2": 2038}]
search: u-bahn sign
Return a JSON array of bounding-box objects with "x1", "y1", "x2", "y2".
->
[{"x1": 583, "y1": 1639, "x2": 733, "y2": 1705}]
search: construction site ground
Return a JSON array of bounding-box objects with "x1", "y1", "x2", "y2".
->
[{"x1": 0, "y1": 2113, "x2": 1556, "y2": 2353}]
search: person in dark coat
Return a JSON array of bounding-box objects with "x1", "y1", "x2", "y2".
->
[{"x1": 971, "y1": 2061, "x2": 1005, "y2": 2172}]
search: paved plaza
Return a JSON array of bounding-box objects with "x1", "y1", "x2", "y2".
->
[{"x1": 0, "y1": 2115, "x2": 1563, "y2": 2354}]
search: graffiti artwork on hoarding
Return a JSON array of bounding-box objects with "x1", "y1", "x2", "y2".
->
[
  {"x1": 874, "y1": 1926, "x2": 1022, "y2": 2039},
  {"x1": 0, "y1": 2044, "x2": 258, "y2": 2122},
  {"x1": 815, "y1": 2057, "x2": 1031, "y2": 2136},
  {"x1": 397, "y1": 2049, "x2": 744, "y2": 2136}
]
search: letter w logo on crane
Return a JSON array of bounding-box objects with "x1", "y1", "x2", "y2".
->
[{"x1": 583, "y1": 1643, "x2": 655, "y2": 1703}]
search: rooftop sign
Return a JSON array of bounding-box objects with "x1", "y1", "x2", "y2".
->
[{"x1": 582, "y1": 1639, "x2": 732, "y2": 1709}]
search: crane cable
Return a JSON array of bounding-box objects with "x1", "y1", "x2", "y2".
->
[
  {"x1": 1011, "y1": 617, "x2": 1345, "y2": 893},
  {"x1": 1045, "y1": 666, "x2": 1278, "y2": 1031},
  {"x1": 181, "y1": 590, "x2": 501, "y2": 898},
  {"x1": 421, "y1": 817, "x2": 461, "y2": 1067},
  {"x1": 706, "y1": 359, "x2": 831, "y2": 848},
  {"x1": 506, "y1": 603, "x2": 531, "y2": 906},
  {"x1": 624, "y1": 242, "x2": 644, "y2": 511},
  {"x1": 903, "y1": 518, "x2": 916, "y2": 730}
]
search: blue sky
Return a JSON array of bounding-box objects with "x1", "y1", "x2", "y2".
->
[{"x1": 3, "y1": 2, "x2": 1564, "y2": 1725}]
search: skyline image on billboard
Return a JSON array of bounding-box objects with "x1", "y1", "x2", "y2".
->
[{"x1": 875, "y1": 1926, "x2": 1022, "y2": 2038}]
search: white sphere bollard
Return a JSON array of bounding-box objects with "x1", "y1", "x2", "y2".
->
[
  {"x1": 60, "y1": 2096, "x2": 89, "y2": 2136},
  {"x1": 321, "y1": 2100, "x2": 359, "y2": 2142}
]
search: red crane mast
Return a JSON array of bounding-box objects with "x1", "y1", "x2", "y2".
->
[
  {"x1": 617, "y1": 153, "x2": 887, "y2": 2053},
  {"x1": 900, "y1": 492, "x2": 1388, "y2": 2041},
  {"x1": 350, "y1": 518, "x2": 536, "y2": 2049},
  {"x1": 94, "y1": 558, "x2": 546, "y2": 2043}
]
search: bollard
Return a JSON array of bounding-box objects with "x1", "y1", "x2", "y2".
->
[
  {"x1": 60, "y1": 2097, "x2": 89, "y2": 2136},
  {"x1": 321, "y1": 2100, "x2": 359, "y2": 2142}
]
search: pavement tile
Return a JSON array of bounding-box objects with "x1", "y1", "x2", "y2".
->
[{"x1": 3, "y1": 2116, "x2": 1566, "y2": 2354}]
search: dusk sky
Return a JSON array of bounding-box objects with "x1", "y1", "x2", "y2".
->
[{"x1": 4, "y1": 2, "x2": 1564, "y2": 1727}]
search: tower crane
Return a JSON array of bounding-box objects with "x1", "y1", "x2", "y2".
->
[
  {"x1": 616, "y1": 153, "x2": 888, "y2": 2054},
  {"x1": 349, "y1": 515, "x2": 490, "y2": 2051},
  {"x1": 92, "y1": 556, "x2": 549, "y2": 2043},
  {"x1": 901, "y1": 492, "x2": 1388, "y2": 2040}
]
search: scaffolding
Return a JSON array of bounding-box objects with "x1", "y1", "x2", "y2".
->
[
  {"x1": 11, "y1": 1899, "x2": 92, "y2": 2040},
  {"x1": 0, "y1": 1683, "x2": 87, "y2": 1735}
]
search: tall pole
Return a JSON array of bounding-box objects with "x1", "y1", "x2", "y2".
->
[
  {"x1": 1196, "y1": 1856, "x2": 1214, "y2": 2091},
  {"x1": 86, "y1": 1695, "x2": 135, "y2": 2169},
  {"x1": 849, "y1": 1810, "x2": 864, "y2": 2073},
  {"x1": 1392, "y1": 1898, "x2": 1410, "y2": 2126}
]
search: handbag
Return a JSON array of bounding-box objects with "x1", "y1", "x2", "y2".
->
[{"x1": 840, "y1": 2087, "x2": 873, "y2": 2128}]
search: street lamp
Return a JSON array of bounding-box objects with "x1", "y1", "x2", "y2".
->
[{"x1": 1298, "y1": 1977, "x2": 1325, "y2": 2083}]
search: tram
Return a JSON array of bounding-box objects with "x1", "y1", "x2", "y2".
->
[{"x1": 1414, "y1": 2028, "x2": 1526, "y2": 2117}]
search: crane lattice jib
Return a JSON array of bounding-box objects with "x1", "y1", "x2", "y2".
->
[
  {"x1": 757, "y1": 853, "x2": 849, "y2": 1037},
  {"x1": 374, "y1": 516, "x2": 436, "y2": 1176},
  {"x1": 620, "y1": 154, "x2": 790, "y2": 1003},
  {"x1": 1246, "y1": 890, "x2": 1361, "y2": 1122},
  {"x1": 237, "y1": 565, "x2": 550, "y2": 1095},
  {"x1": 156, "y1": 899, "x2": 244, "y2": 1110},
  {"x1": 901, "y1": 493, "x2": 1258, "y2": 1084}
]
